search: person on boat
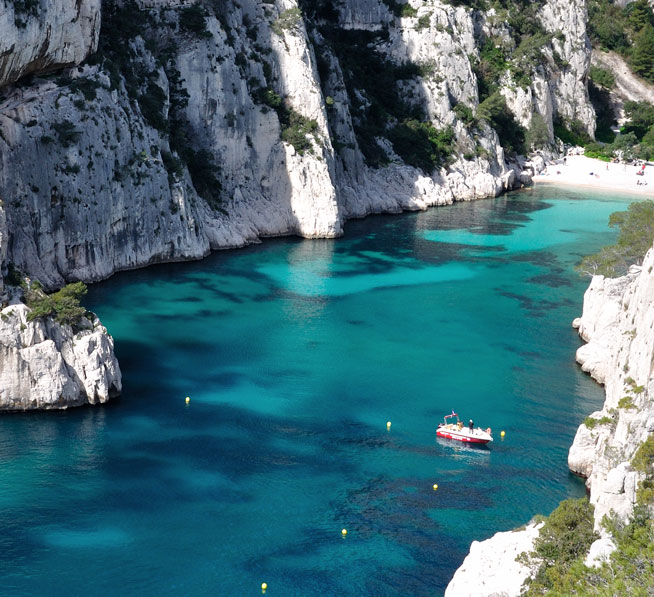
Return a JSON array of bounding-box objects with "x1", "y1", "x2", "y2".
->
[
  {"x1": 469, "y1": 419, "x2": 474, "y2": 431},
  {"x1": 457, "y1": 420, "x2": 463, "y2": 430}
]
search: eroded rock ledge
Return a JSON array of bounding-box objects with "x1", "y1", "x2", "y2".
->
[{"x1": 0, "y1": 298, "x2": 121, "y2": 410}]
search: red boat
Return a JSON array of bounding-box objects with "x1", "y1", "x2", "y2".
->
[{"x1": 436, "y1": 412, "x2": 493, "y2": 444}]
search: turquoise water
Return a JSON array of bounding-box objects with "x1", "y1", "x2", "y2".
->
[{"x1": 0, "y1": 187, "x2": 635, "y2": 595}]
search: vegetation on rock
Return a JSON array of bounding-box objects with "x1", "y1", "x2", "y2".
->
[
  {"x1": 589, "y1": 0, "x2": 654, "y2": 83},
  {"x1": 24, "y1": 281, "x2": 88, "y2": 327},
  {"x1": 519, "y1": 439, "x2": 654, "y2": 595},
  {"x1": 577, "y1": 200, "x2": 654, "y2": 277},
  {"x1": 89, "y1": 0, "x2": 223, "y2": 208},
  {"x1": 519, "y1": 497, "x2": 598, "y2": 595},
  {"x1": 311, "y1": 25, "x2": 453, "y2": 171}
]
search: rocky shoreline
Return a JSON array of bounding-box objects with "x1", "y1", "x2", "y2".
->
[{"x1": 445, "y1": 243, "x2": 654, "y2": 594}]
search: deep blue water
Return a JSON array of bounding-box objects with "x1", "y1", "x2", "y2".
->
[{"x1": 0, "y1": 186, "x2": 636, "y2": 596}]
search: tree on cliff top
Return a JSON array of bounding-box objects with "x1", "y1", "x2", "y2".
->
[
  {"x1": 577, "y1": 200, "x2": 654, "y2": 277},
  {"x1": 25, "y1": 281, "x2": 88, "y2": 327},
  {"x1": 519, "y1": 497, "x2": 598, "y2": 595}
]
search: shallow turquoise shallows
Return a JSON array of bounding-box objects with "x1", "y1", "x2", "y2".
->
[{"x1": 0, "y1": 186, "x2": 636, "y2": 596}]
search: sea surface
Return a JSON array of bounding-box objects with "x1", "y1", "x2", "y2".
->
[{"x1": 0, "y1": 186, "x2": 637, "y2": 596}]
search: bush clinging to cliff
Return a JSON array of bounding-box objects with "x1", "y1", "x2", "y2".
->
[
  {"x1": 519, "y1": 439, "x2": 654, "y2": 595},
  {"x1": 387, "y1": 120, "x2": 454, "y2": 172},
  {"x1": 519, "y1": 497, "x2": 598, "y2": 595},
  {"x1": 577, "y1": 200, "x2": 654, "y2": 277},
  {"x1": 25, "y1": 281, "x2": 88, "y2": 327}
]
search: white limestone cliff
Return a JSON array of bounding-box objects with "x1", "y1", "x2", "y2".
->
[
  {"x1": 0, "y1": 0, "x2": 595, "y2": 289},
  {"x1": 0, "y1": 299, "x2": 121, "y2": 410},
  {"x1": 539, "y1": 0, "x2": 595, "y2": 136},
  {"x1": 0, "y1": 0, "x2": 597, "y2": 410},
  {"x1": 0, "y1": 0, "x2": 100, "y2": 87},
  {"x1": 570, "y1": 246, "x2": 654, "y2": 531},
  {"x1": 444, "y1": 522, "x2": 543, "y2": 597}
]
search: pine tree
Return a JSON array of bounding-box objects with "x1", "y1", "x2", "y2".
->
[
  {"x1": 627, "y1": 0, "x2": 653, "y2": 32},
  {"x1": 631, "y1": 24, "x2": 654, "y2": 82}
]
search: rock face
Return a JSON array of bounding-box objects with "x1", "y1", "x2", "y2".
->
[
  {"x1": 0, "y1": 300, "x2": 121, "y2": 410},
  {"x1": 444, "y1": 523, "x2": 543, "y2": 597},
  {"x1": 570, "y1": 246, "x2": 654, "y2": 528},
  {"x1": 0, "y1": 1, "x2": 596, "y2": 402},
  {"x1": 591, "y1": 49, "x2": 654, "y2": 124},
  {"x1": 0, "y1": 0, "x2": 101, "y2": 87},
  {"x1": 539, "y1": 0, "x2": 595, "y2": 136},
  {"x1": 0, "y1": 0, "x2": 594, "y2": 288}
]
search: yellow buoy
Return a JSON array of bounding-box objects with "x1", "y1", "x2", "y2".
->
[
  {"x1": 386, "y1": 421, "x2": 391, "y2": 429},
  {"x1": 341, "y1": 528, "x2": 347, "y2": 536},
  {"x1": 432, "y1": 483, "x2": 438, "y2": 491},
  {"x1": 185, "y1": 396, "x2": 190, "y2": 404},
  {"x1": 261, "y1": 582, "x2": 267, "y2": 592},
  {"x1": 500, "y1": 430, "x2": 505, "y2": 437}
]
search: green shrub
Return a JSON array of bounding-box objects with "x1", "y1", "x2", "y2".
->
[
  {"x1": 474, "y1": 39, "x2": 508, "y2": 100},
  {"x1": 526, "y1": 113, "x2": 550, "y2": 149},
  {"x1": 453, "y1": 103, "x2": 476, "y2": 127},
  {"x1": 631, "y1": 24, "x2": 654, "y2": 82},
  {"x1": 179, "y1": 4, "x2": 212, "y2": 38},
  {"x1": 25, "y1": 281, "x2": 88, "y2": 327},
  {"x1": 381, "y1": 0, "x2": 417, "y2": 17},
  {"x1": 584, "y1": 415, "x2": 613, "y2": 429},
  {"x1": 252, "y1": 87, "x2": 283, "y2": 109},
  {"x1": 415, "y1": 13, "x2": 431, "y2": 30},
  {"x1": 272, "y1": 7, "x2": 303, "y2": 35},
  {"x1": 68, "y1": 77, "x2": 104, "y2": 101},
  {"x1": 400, "y1": 4, "x2": 418, "y2": 18},
  {"x1": 521, "y1": 498, "x2": 598, "y2": 595},
  {"x1": 589, "y1": 65, "x2": 616, "y2": 90},
  {"x1": 577, "y1": 200, "x2": 654, "y2": 276},
  {"x1": 618, "y1": 396, "x2": 636, "y2": 409},
  {"x1": 183, "y1": 149, "x2": 222, "y2": 209},
  {"x1": 280, "y1": 108, "x2": 319, "y2": 155},
  {"x1": 622, "y1": 101, "x2": 654, "y2": 138},
  {"x1": 553, "y1": 119, "x2": 591, "y2": 146},
  {"x1": 588, "y1": 0, "x2": 629, "y2": 52},
  {"x1": 387, "y1": 120, "x2": 454, "y2": 173},
  {"x1": 138, "y1": 82, "x2": 168, "y2": 132},
  {"x1": 161, "y1": 151, "x2": 184, "y2": 185},
  {"x1": 583, "y1": 141, "x2": 612, "y2": 161},
  {"x1": 4, "y1": 264, "x2": 24, "y2": 287},
  {"x1": 52, "y1": 120, "x2": 82, "y2": 148},
  {"x1": 477, "y1": 92, "x2": 526, "y2": 155}
]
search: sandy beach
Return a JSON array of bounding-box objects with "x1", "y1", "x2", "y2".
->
[{"x1": 532, "y1": 154, "x2": 654, "y2": 196}]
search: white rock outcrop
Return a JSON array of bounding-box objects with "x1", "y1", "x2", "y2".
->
[
  {"x1": 569, "y1": 244, "x2": 654, "y2": 527},
  {"x1": 445, "y1": 523, "x2": 542, "y2": 597},
  {"x1": 540, "y1": 0, "x2": 596, "y2": 136},
  {"x1": 0, "y1": 300, "x2": 121, "y2": 410},
  {"x1": 0, "y1": 0, "x2": 100, "y2": 88}
]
